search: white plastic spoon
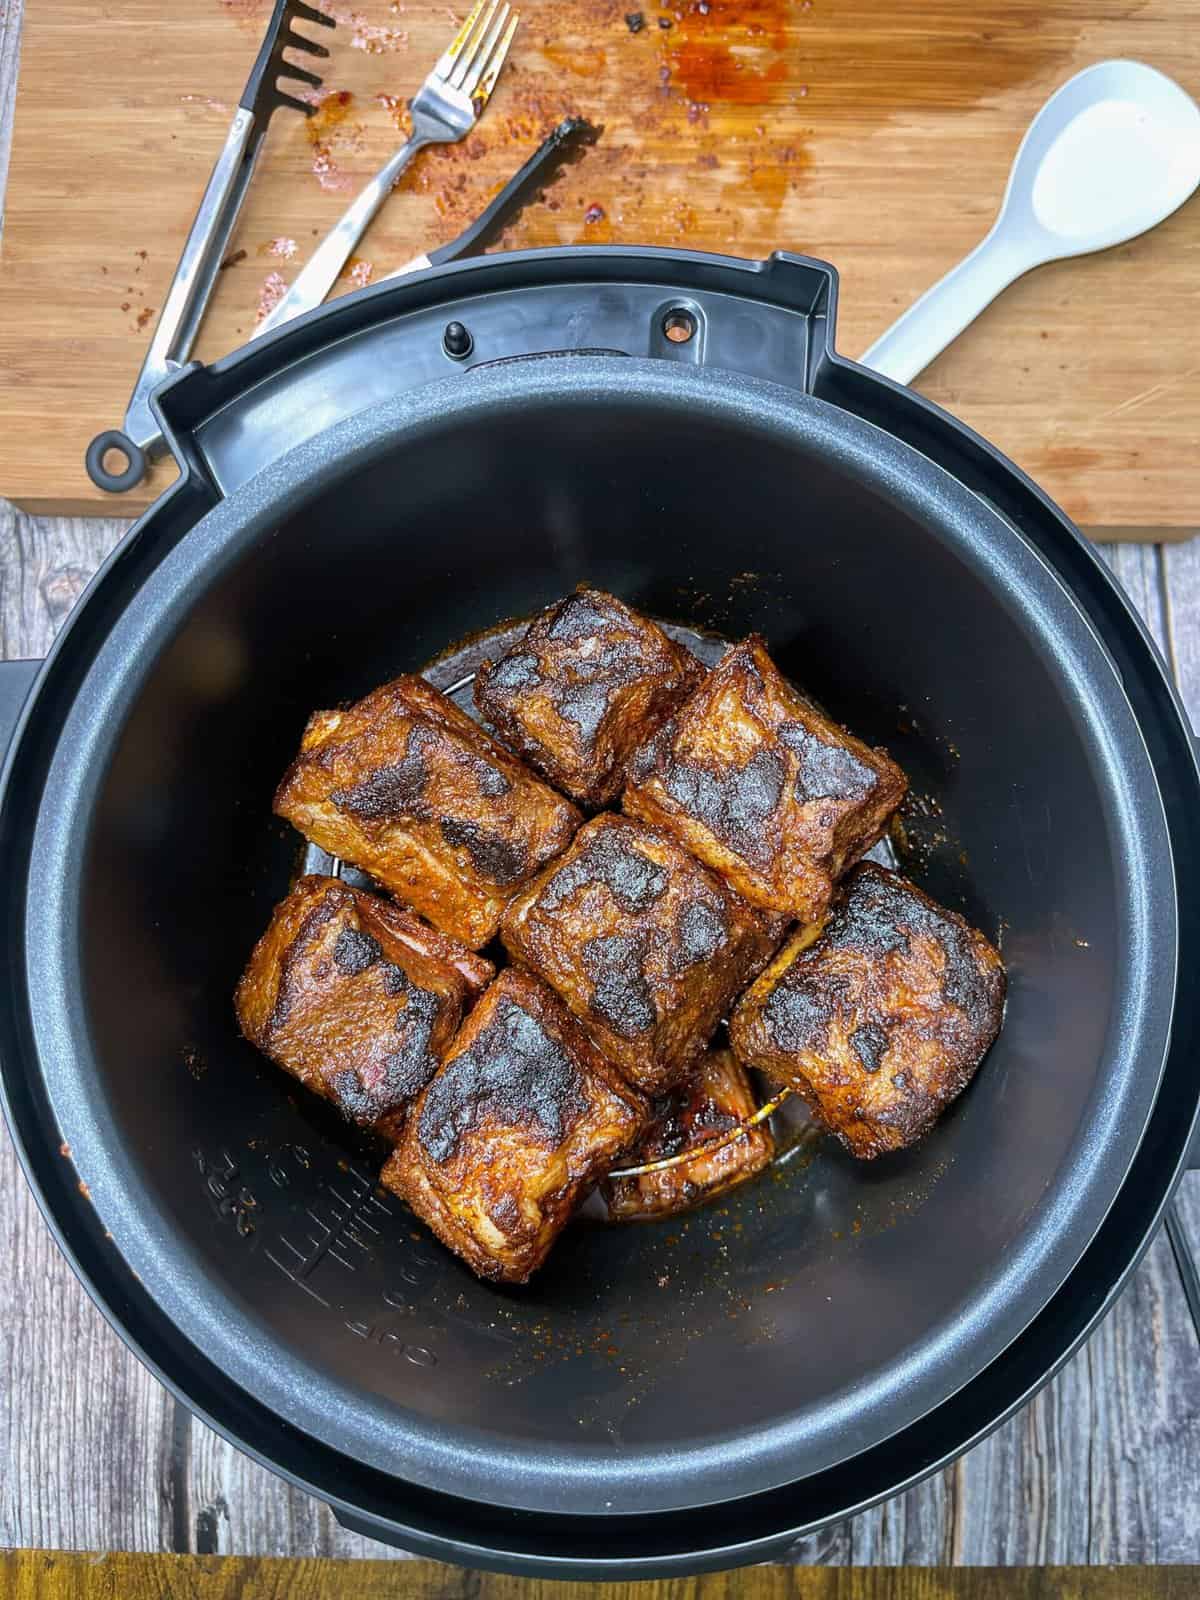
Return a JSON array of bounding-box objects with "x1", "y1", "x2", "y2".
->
[{"x1": 860, "y1": 60, "x2": 1200, "y2": 385}]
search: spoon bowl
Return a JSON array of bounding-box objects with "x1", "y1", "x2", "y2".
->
[{"x1": 861, "y1": 60, "x2": 1200, "y2": 384}]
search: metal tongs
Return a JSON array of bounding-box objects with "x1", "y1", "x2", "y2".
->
[
  {"x1": 85, "y1": 0, "x2": 336, "y2": 495},
  {"x1": 381, "y1": 115, "x2": 600, "y2": 282}
]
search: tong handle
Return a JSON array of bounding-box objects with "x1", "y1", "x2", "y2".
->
[
  {"x1": 84, "y1": 430, "x2": 148, "y2": 495},
  {"x1": 87, "y1": 107, "x2": 264, "y2": 492}
]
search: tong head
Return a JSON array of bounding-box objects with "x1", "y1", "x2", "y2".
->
[
  {"x1": 426, "y1": 117, "x2": 603, "y2": 267},
  {"x1": 238, "y1": 0, "x2": 337, "y2": 121}
]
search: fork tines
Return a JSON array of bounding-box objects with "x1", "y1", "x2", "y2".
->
[
  {"x1": 474, "y1": 11, "x2": 519, "y2": 105},
  {"x1": 436, "y1": 0, "x2": 520, "y2": 104}
]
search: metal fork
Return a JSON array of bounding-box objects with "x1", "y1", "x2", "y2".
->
[{"x1": 254, "y1": 0, "x2": 519, "y2": 338}]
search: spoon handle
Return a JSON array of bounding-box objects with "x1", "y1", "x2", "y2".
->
[{"x1": 859, "y1": 226, "x2": 1034, "y2": 387}]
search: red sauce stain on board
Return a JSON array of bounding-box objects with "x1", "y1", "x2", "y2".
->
[
  {"x1": 257, "y1": 271, "x2": 289, "y2": 321},
  {"x1": 343, "y1": 256, "x2": 375, "y2": 286},
  {"x1": 668, "y1": 40, "x2": 787, "y2": 106},
  {"x1": 653, "y1": 0, "x2": 794, "y2": 111},
  {"x1": 331, "y1": 5, "x2": 409, "y2": 51},
  {"x1": 205, "y1": 0, "x2": 1122, "y2": 319},
  {"x1": 542, "y1": 42, "x2": 608, "y2": 77},
  {"x1": 305, "y1": 89, "x2": 362, "y2": 191}
]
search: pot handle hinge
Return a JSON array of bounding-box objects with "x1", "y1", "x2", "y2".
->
[
  {"x1": 0, "y1": 658, "x2": 40, "y2": 770},
  {"x1": 1165, "y1": 1204, "x2": 1200, "y2": 1349}
]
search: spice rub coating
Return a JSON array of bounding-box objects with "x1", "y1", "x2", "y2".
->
[
  {"x1": 274, "y1": 674, "x2": 581, "y2": 948},
  {"x1": 624, "y1": 636, "x2": 906, "y2": 922},
  {"x1": 501, "y1": 813, "x2": 785, "y2": 1096},
  {"x1": 236, "y1": 875, "x2": 493, "y2": 1140},
  {"x1": 381, "y1": 968, "x2": 646, "y2": 1282},
  {"x1": 731, "y1": 863, "x2": 1005, "y2": 1159},
  {"x1": 475, "y1": 588, "x2": 704, "y2": 808}
]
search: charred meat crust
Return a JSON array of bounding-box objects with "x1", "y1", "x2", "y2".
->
[
  {"x1": 273, "y1": 674, "x2": 582, "y2": 948},
  {"x1": 235, "y1": 875, "x2": 493, "y2": 1140},
  {"x1": 381, "y1": 969, "x2": 646, "y2": 1282},
  {"x1": 475, "y1": 588, "x2": 704, "y2": 808},
  {"x1": 730, "y1": 863, "x2": 1005, "y2": 1159},
  {"x1": 500, "y1": 813, "x2": 785, "y2": 1096},
  {"x1": 623, "y1": 635, "x2": 907, "y2": 921}
]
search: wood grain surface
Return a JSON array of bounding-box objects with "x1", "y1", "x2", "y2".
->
[
  {"x1": 4, "y1": 2, "x2": 1200, "y2": 1567},
  {"x1": 0, "y1": 0, "x2": 1197, "y2": 525},
  {"x1": 8, "y1": 1554, "x2": 1200, "y2": 1599}
]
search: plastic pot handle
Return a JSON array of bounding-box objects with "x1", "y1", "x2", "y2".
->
[{"x1": 0, "y1": 659, "x2": 39, "y2": 768}]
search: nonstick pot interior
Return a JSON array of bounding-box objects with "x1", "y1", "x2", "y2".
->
[{"x1": 17, "y1": 360, "x2": 1174, "y2": 1520}]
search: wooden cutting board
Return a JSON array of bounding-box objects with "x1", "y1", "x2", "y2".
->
[{"x1": 0, "y1": 0, "x2": 1197, "y2": 530}]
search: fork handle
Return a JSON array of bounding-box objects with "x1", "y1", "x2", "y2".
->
[{"x1": 253, "y1": 135, "x2": 431, "y2": 338}]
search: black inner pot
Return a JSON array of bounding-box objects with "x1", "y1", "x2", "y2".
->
[{"x1": 23, "y1": 360, "x2": 1173, "y2": 1521}]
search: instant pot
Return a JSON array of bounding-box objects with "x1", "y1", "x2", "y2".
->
[{"x1": 2, "y1": 247, "x2": 1198, "y2": 1575}]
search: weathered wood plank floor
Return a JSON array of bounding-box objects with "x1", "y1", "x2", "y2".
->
[
  {"x1": 8, "y1": 1553, "x2": 1200, "y2": 1599},
  {"x1": 2, "y1": 0, "x2": 1199, "y2": 1566}
]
